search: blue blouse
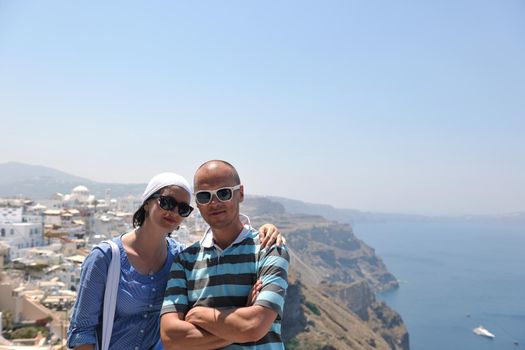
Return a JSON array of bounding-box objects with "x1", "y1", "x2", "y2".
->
[{"x1": 67, "y1": 236, "x2": 186, "y2": 349}]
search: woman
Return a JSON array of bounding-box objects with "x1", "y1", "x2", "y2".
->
[{"x1": 67, "y1": 172, "x2": 283, "y2": 349}]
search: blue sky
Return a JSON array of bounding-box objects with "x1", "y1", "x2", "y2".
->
[{"x1": 1, "y1": 1, "x2": 524, "y2": 215}]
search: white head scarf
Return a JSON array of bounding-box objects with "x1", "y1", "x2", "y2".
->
[{"x1": 141, "y1": 172, "x2": 192, "y2": 203}]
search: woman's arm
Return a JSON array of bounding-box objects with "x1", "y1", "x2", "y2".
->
[{"x1": 67, "y1": 246, "x2": 111, "y2": 348}]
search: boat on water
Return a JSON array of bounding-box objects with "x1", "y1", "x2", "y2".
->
[{"x1": 473, "y1": 325, "x2": 495, "y2": 339}]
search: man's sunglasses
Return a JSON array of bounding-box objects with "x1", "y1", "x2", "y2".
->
[
  {"x1": 150, "y1": 194, "x2": 194, "y2": 217},
  {"x1": 194, "y1": 184, "x2": 242, "y2": 205}
]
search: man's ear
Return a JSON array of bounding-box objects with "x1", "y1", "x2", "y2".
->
[{"x1": 239, "y1": 185, "x2": 244, "y2": 203}]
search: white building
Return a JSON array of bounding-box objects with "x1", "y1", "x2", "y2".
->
[
  {"x1": 23, "y1": 203, "x2": 46, "y2": 224},
  {"x1": 19, "y1": 248, "x2": 61, "y2": 266},
  {"x1": 116, "y1": 195, "x2": 142, "y2": 213},
  {"x1": 39, "y1": 193, "x2": 64, "y2": 210},
  {"x1": 0, "y1": 223, "x2": 45, "y2": 259},
  {"x1": 63, "y1": 185, "x2": 95, "y2": 205},
  {"x1": 0, "y1": 207, "x2": 23, "y2": 223},
  {"x1": 46, "y1": 262, "x2": 81, "y2": 291},
  {"x1": 43, "y1": 210, "x2": 62, "y2": 226}
]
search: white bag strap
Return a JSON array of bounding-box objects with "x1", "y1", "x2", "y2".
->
[{"x1": 100, "y1": 240, "x2": 120, "y2": 350}]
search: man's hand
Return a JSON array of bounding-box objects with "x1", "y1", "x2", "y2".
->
[
  {"x1": 246, "y1": 280, "x2": 262, "y2": 306},
  {"x1": 185, "y1": 306, "x2": 215, "y2": 325}
]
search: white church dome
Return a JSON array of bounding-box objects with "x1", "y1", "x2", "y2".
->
[{"x1": 72, "y1": 185, "x2": 89, "y2": 194}]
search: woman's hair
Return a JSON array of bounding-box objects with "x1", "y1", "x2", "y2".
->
[
  {"x1": 132, "y1": 204, "x2": 147, "y2": 228},
  {"x1": 132, "y1": 191, "x2": 160, "y2": 228}
]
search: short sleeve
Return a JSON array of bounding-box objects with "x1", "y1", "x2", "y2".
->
[
  {"x1": 255, "y1": 245, "x2": 290, "y2": 317},
  {"x1": 161, "y1": 254, "x2": 190, "y2": 316}
]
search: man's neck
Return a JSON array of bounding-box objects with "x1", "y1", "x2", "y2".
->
[{"x1": 211, "y1": 220, "x2": 245, "y2": 250}]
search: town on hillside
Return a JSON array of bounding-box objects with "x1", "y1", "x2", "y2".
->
[{"x1": 0, "y1": 185, "x2": 206, "y2": 349}]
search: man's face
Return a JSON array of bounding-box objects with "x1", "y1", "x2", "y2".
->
[{"x1": 194, "y1": 163, "x2": 243, "y2": 230}]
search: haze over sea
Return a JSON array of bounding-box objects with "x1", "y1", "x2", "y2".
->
[{"x1": 355, "y1": 221, "x2": 525, "y2": 350}]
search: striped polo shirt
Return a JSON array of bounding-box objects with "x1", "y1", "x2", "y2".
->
[{"x1": 161, "y1": 224, "x2": 289, "y2": 349}]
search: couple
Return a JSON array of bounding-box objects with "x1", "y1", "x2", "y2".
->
[{"x1": 67, "y1": 160, "x2": 290, "y2": 349}]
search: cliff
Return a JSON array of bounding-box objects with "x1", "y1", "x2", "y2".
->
[{"x1": 244, "y1": 197, "x2": 409, "y2": 350}]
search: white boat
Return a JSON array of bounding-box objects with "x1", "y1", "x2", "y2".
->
[{"x1": 473, "y1": 325, "x2": 495, "y2": 339}]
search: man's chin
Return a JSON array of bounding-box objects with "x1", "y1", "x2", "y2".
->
[
  {"x1": 206, "y1": 216, "x2": 232, "y2": 230},
  {"x1": 207, "y1": 218, "x2": 225, "y2": 228}
]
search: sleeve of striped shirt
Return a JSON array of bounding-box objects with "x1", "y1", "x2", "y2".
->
[
  {"x1": 255, "y1": 245, "x2": 290, "y2": 318},
  {"x1": 161, "y1": 254, "x2": 190, "y2": 316}
]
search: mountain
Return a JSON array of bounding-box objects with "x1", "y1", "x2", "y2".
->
[
  {"x1": 266, "y1": 196, "x2": 525, "y2": 224},
  {"x1": 265, "y1": 196, "x2": 428, "y2": 223},
  {"x1": 0, "y1": 162, "x2": 91, "y2": 185},
  {"x1": 0, "y1": 162, "x2": 144, "y2": 199}
]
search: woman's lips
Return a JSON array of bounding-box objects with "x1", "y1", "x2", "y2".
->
[{"x1": 164, "y1": 217, "x2": 178, "y2": 225}]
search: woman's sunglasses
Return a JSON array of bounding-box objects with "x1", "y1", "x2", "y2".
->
[
  {"x1": 194, "y1": 184, "x2": 241, "y2": 205},
  {"x1": 150, "y1": 194, "x2": 194, "y2": 217}
]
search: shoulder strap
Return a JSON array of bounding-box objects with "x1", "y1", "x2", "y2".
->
[{"x1": 100, "y1": 240, "x2": 120, "y2": 350}]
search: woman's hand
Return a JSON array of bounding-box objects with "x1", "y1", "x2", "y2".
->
[
  {"x1": 258, "y1": 224, "x2": 286, "y2": 248},
  {"x1": 246, "y1": 280, "x2": 263, "y2": 306}
]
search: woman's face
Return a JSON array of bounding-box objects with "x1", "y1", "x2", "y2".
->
[{"x1": 144, "y1": 185, "x2": 192, "y2": 232}]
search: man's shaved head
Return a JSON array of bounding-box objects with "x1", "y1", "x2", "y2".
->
[{"x1": 194, "y1": 160, "x2": 241, "y2": 187}]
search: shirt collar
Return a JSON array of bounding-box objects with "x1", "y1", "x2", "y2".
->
[{"x1": 200, "y1": 213, "x2": 252, "y2": 249}]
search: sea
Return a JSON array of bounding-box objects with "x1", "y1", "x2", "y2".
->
[{"x1": 353, "y1": 221, "x2": 525, "y2": 350}]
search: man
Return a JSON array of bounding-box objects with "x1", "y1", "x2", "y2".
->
[{"x1": 160, "y1": 160, "x2": 289, "y2": 349}]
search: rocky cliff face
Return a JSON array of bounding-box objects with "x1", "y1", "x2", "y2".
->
[
  {"x1": 244, "y1": 197, "x2": 409, "y2": 350},
  {"x1": 285, "y1": 223, "x2": 399, "y2": 293},
  {"x1": 322, "y1": 280, "x2": 409, "y2": 350},
  {"x1": 281, "y1": 273, "x2": 409, "y2": 350}
]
